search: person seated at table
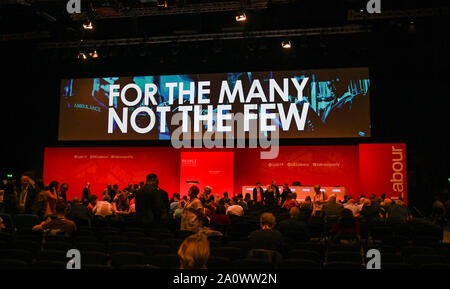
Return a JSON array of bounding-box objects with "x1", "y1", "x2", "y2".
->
[
  {"x1": 248, "y1": 212, "x2": 283, "y2": 252},
  {"x1": 93, "y1": 195, "x2": 115, "y2": 218},
  {"x1": 113, "y1": 190, "x2": 130, "y2": 214},
  {"x1": 278, "y1": 207, "x2": 309, "y2": 241},
  {"x1": 329, "y1": 208, "x2": 360, "y2": 245},
  {"x1": 32, "y1": 201, "x2": 77, "y2": 235},
  {"x1": 282, "y1": 193, "x2": 298, "y2": 211}
]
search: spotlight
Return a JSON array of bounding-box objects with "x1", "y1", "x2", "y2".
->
[
  {"x1": 77, "y1": 52, "x2": 88, "y2": 60},
  {"x1": 281, "y1": 40, "x2": 292, "y2": 49},
  {"x1": 89, "y1": 50, "x2": 99, "y2": 58},
  {"x1": 83, "y1": 20, "x2": 94, "y2": 30},
  {"x1": 235, "y1": 12, "x2": 246, "y2": 22}
]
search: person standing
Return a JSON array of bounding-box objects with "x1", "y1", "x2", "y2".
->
[
  {"x1": 252, "y1": 182, "x2": 264, "y2": 203},
  {"x1": 135, "y1": 174, "x2": 167, "y2": 227},
  {"x1": 18, "y1": 172, "x2": 38, "y2": 214},
  {"x1": 81, "y1": 183, "x2": 91, "y2": 206},
  {"x1": 180, "y1": 185, "x2": 204, "y2": 232},
  {"x1": 312, "y1": 185, "x2": 326, "y2": 216},
  {"x1": 271, "y1": 180, "x2": 280, "y2": 205}
]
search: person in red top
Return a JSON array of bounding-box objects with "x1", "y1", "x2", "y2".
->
[
  {"x1": 282, "y1": 193, "x2": 298, "y2": 211},
  {"x1": 210, "y1": 204, "x2": 231, "y2": 226},
  {"x1": 329, "y1": 208, "x2": 360, "y2": 245}
]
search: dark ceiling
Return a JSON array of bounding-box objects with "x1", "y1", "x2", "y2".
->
[{"x1": 0, "y1": 0, "x2": 449, "y2": 212}]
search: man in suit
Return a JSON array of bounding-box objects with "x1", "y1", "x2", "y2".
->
[
  {"x1": 18, "y1": 172, "x2": 38, "y2": 214},
  {"x1": 252, "y1": 182, "x2": 264, "y2": 203},
  {"x1": 135, "y1": 173, "x2": 167, "y2": 227},
  {"x1": 271, "y1": 180, "x2": 280, "y2": 204},
  {"x1": 81, "y1": 182, "x2": 91, "y2": 206}
]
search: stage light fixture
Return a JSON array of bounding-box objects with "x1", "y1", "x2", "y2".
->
[
  {"x1": 281, "y1": 40, "x2": 292, "y2": 49},
  {"x1": 89, "y1": 50, "x2": 99, "y2": 58},
  {"x1": 83, "y1": 20, "x2": 94, "y2": 30},
  {"x1": 236, "y1": 12, "x2": 247, "y2": 22},
  {"x1": 77, "y1": 52, "x2": 88, "y2": 60}
]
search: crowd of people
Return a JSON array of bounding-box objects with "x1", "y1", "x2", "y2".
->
[{"x1": 0, "y1": 172, "x2": 448, "y2": 237}]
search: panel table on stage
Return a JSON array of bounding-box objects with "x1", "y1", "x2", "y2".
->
[{"x1": 241, "y1": 186, "x2": 346, "y2": 202}]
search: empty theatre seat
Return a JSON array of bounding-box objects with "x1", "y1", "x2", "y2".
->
[
  {"x1": 233, "y1": 258, "x2": 275, "y2": 270},
  {"x1": 13, "y1": 214, "x2": 40, "y2": 232},
  {"x1": 38, "y1": 250, "x2": 67, "y2": 262},
  {"x1": 109, "y1": 242, "x2": 138, "y2": 254},
  {"x1": 32, "y1": 260, "x2": 66, "y2": 269},
  {"x1": 0, "y1": 213, "x2": 14, "y2": 232},
  {"x1": 81, "y1": 251, "x2": 108, "y2": 265},
  {"x1": 407, "y1": 254, "x2": 446, "y2": 266},
  {"x1": 0, "y1": 249, "x2": 33, "y2": 264},
  {"x1": 277, "y1": 259, "x2": 321, "y2": 270},
  {"x1": 207, "y1": 256, "x2": 231, "y2": 269},
  {"x1": 324, "y1": 262, "x2": 363, "y2": 270},
  {"x1": 43, "y1": 241, "x2": 72, "y2": 252},
  {"x1": 76, "y1": 242, "x2": 106, "y2": 253},
  {"x1": 211, "y1": 246, "x2": 244, "y2": 260},
  {"x1": 111, "y1": 252, "x2": 144, "y2": 268},
  {"x1": 327, "y1": 251, "x2": 362, "y2": 263},
  {"x1": 146, "y1": 254, "x2": 179, "y2": 269},
  {"x1": 287, "y1": 249, "x2": 321, "y2": 263},
  {"x1": 0, "y1": 258, "x2": 29, "y2": 269}
]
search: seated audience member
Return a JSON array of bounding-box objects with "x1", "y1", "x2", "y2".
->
[
  {"x1": 87, "y1": 195, "x2": 98, "y2": 213},
  {"x1": 277, "y1": 207, "x2": 309, "y2": 241},
  {"x1": 344, "y1": 198, "x2": 362, "y2": 217},
  {"x1": 32, "y1": 201, "x2": 77, "y2": 235},
  {"x1": 0, "y1": 217, "x2": 5, "y2": 231},
  {"x1": 281, "y1": 193, "x2": 298, "y2": 211},
  {"x1": 236, "y1": 195, "x2": 248, "y2": 211},
  {"x1": 244, "y1": 193, "x2": 254, "y2": 208},
  {"x1": 170, "y1": 193, "x2": 181, "y2": 215},
  {"x1": 210, "y1": 204, "x2": 231, "y2": 226},
  {"x1": 128, "y1": 199, "x2": 136, "y2": 214},
  {"x1": 226, "y1": 197, "x2": 244, "y2": 217},
  {"x1": 113, "y1": 190, "x2": 130, "y2": 214},
  {"x1": 66, "y1": 197, "x2": 91, "y2": 223},
  {"x1": 330, "y1": 208, "x2": 360, "y2": 244},
  {"x1": 386, "y1": 199, "x2": 411, "y2": 224},
  {"x1": 173, "y1": 200, "x2": 186, "y2": 220},
  {"x1": 248, "y1": 212, "x2": 283, "y2": 252},
  {"x1": 299, "y1": 196, "x2": 313, "y2": 222},
  {"x1": 181, "y1": 185, "x2": 204, "y2": 232},
  {"x1": 178, "y1": 233, "x2": 210, "y2": 269},
  {"x1": 93, "y1": 195, "x2": 115, "y2": 217},
  {"x1": 323, "y1": 195, "x2": 344, "y2": 219},
  {"x1": 359, "y1": 199, "x2": 382, "y2": 223}
]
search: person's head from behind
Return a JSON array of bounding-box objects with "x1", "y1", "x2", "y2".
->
[
  {"x1": 286, "y1": 193, "x2": 293, "y2": 201},
  {"x1": 314, "y1": 185, "x2": 321, "y2": 194},
  {"x1": 244, "y1": 193, "x2": 251, "y2": 201},
  {"x1": 146, "y1": 174, "x2": 158, "y2": 186},
  {"x1": 49, "y1": 181, "x2": 59, "y2": 193},
  {"x1": 173, "y1": 192, "x2": 180, "y2": 201},
  {"x1": 178, "y1": 234, "x2": 210, "y2": 269},
  {"x1": 223, "y1": 192, "x2": 228, "y2": 199},
  {"x1": 107, "y1": 184, "x2": 112, "y2": 190},
  {"x1": 179, "y1": 200, "x2": 186, "y2": 209},
  {"x1": 347, "y1": 198, "x2": 355, "y2": 205},
  {"x1": 328, "y1": 194, "x2": 336, "y2": 204},
  {"x1": 188, "y1": 185, "x2": 200, "y2": 199},
  {"x1": 384, "y1": 198, "x2": 392, "y2": 207},
  {"x1": 283, "y1": 183, "x2": 289, "y2": 190},
  {"x1": 260, "y1": 212, "x2": 276, "y2": 230},
  {"x1": 216, "y1": 204, "x2": 226, "y2": 215},
  {"x1": 72, "y1": 197, "x2": 80, "y2": 205},
  {"x1": 230, "y1": 197, "x2": 237, "y2": 206},
  {"x1": 340, "y1": 208, "x2": 356, "y2": 228},
  {"x1": 363, "y1": 199, "x2": 371, "y2": 207},
  {"x1": 55, "y1": 201, "x2": 66, "y2": 216},
  {"x1": 289, "y1": 207, "x2": 301, "y2": 220},
  {"x1": 103, "y1": 195, "x2": 111, "y2": 202},
  {"x1": 89, "y1": 194, "x2": 98, "y2": 206}
]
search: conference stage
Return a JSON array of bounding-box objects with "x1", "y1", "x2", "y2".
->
[{"x1": 43, "y1": 143, "x2": 407, "y2": 204}]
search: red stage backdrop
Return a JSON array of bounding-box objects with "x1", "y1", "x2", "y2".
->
[
  {"x1": 43, "y1": 144, "x2": 406, "y2": 202},
  {"x1": 359, "y1": 143, "x2": 407, "y2": 203},
  {"x1": 43, "y1": 147, "x2": 180, "y2": 201},
  {"x1": 180, "y1": 152, "x2": 234, "y2": 199}
]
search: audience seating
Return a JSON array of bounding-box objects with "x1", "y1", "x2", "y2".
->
[{"x1": 0, "y1": 210, "x2": 447, "y2": 270}]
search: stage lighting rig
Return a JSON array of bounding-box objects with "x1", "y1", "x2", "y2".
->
[{"x1": 236, "y1": 11, "x2": 247, "y2": 22}]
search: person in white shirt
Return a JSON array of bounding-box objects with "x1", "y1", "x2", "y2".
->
[
  {"x1": 344, "y1": 198, "x2": 362, "y2": 217},
  {"x1": 93, "y1": 195, "x2": 114, "y2": 217},
  {"x1": 226, "y1": 197, "x2": 244, "y2": 217}
]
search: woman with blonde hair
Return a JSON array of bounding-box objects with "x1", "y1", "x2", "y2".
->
[{"x1": 178, "y1": 233, "x2": 210, "y2": 269}]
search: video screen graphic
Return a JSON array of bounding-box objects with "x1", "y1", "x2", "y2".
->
[{"x1": 58, "y1": 67, "x2": 371, "y2": 141}]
